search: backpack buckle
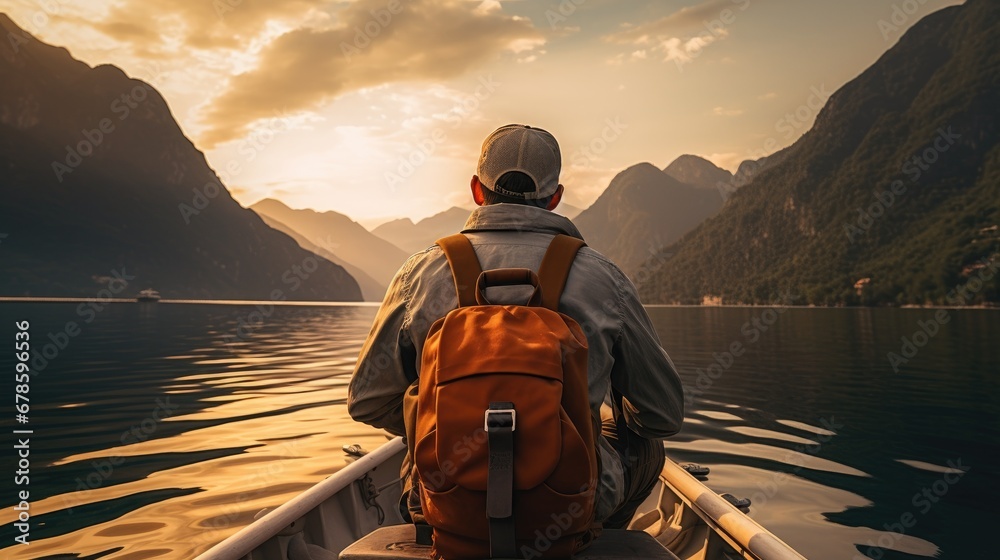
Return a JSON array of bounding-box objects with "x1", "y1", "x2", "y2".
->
[{"x1": 485, "y1": 408, "x2": 516, "y2": 432}]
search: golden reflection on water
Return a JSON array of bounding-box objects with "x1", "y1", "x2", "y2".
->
[
  {"x1": 0, "y1": 305, "x2": 390, "y2": 559},
  {"x1": 0, "y1": 304, "x2": 994, "y2": 559},
  {"x1": 704, "y1": 463, "x2": 938, "y2": 558}
]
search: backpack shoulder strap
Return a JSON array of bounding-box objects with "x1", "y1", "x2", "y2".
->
[
  {"x1": 538, "y1": 234, "x2": 586, "y2": 311},
  {"x1": 437, "y1": 234, "x2": 483, "y2": 308}
]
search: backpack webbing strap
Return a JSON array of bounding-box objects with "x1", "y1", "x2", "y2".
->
[
  {"x1": 437, "y1": 234, "x2": 483, "y2": 308},
  {"x1": 538, "y1": 235, "x2": 586, "y2": 311},
  {"x1": 486, "y1": 402, "x2": 516, "y2": 558},
  {"x1": 415, "y1": 523, "x2": 433, "y2": 546}
]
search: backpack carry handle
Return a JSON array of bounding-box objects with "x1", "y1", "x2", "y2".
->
[
  {"x1": 437, "y1": 233, "x2": 586, "y2": 310},
  {"x1": 476, "y1": 268, "x2": 542, "y2": 306}
]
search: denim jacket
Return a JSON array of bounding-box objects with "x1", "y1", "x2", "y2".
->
[{"x1": 348, "y1": 203, "x2": 684, "y2": 520}]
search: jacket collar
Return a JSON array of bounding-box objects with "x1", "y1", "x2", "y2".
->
[{"x1": 461, "y1": 203, "x2": 584, "y2": 239}]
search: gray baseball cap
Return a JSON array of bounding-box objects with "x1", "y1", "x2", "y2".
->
[{"x1": 477, "y1": 124, "x2": 561, "y2": 200}]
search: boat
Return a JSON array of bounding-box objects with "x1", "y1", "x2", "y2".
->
[
  {"x1": 195, "y1": 437, "x2": 806, "y2": 560},
  {"x1": 136, "y1": 288, "x2": 161, "y2": 302}
]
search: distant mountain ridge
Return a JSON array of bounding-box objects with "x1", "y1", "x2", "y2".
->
[
  {"x1": 372, "y1": 206, "x2": 471, "y2": 255},
  {"x1": 662, "y1": 155, "x2": 733, "y2": 190},
  {"x1": 256, "y1": 213, "x2": 386, "y2": 301},
  {"x1": 637, "y1": 0, "x2": 1000, "y2": 306},
  {"x1": 573, "y1": 162, "x2": 724, "y2": 278},
  {"x1": 732, "y1": 154, "x2": 778, "y2": 188},
  {"x1": 0, "y1": 14, "x2": 361, "y2": 300},
  {"x1": 370, "y1": 200, "x2": 582, "y2": 254},
  {"x1": 251, "y1": 198, "x2": 410, "y2": 290},
  {"x1": 554, "y1": 201, "x2": 583, "y2": 220}
]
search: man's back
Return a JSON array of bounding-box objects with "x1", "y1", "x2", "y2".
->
[{"x1": 348, "y1": 203, "x2": 683, "y2": 521}]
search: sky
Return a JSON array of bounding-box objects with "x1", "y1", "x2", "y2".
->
[{"x1": 2, "y1": 0, "x2": 963, "y2": 226}]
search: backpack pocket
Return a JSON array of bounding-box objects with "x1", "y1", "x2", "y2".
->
[
  {"x1": 543, "y1": 413, "x2": 596, "y2": 495},
  {"x1": 431, "y1": 371, "x2": 564, "y2": 491}
]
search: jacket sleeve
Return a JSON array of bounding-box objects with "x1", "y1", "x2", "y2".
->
[
  {"x1": 609, "y1": 270, "x2": 685, "y2": 439},
  {"x1": 347, "y1": 257, "x2": 419, "y2": 436}
]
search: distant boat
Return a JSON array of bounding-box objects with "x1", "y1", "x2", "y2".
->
[{"x1": 136, "y1": 289, "x2": 161, "y2": 302}]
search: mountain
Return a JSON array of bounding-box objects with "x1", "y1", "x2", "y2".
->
[
  {"x1": 0, "y1": 14, "x2": 361, "y2": 300},
  {"x1": 573, "y1": 163, "x2": 724, "y2": 278},
  {"x1": 256, "y1": 214, "x2": 386, "y2": 301},
  {"x1": 554, "y1": 201, "x2": 583, "y2": 220},
  {"x1": 251, "y1": 199, "x2": 410, "y2": 288},
  {"x1": 372, "y1": 206, "x2": 471, "y2": 255},
  {"x1": 732, "y1": 155, "x2": 772, "y2": 188},
  {"x1": 637, "y1": 0, "x2": 1000, "y2": 306},
  {"x1": 663, "y1": 154, "x2": 734, "y2": 190},
  {"x1": 371, "y1": 201, "x2": 581, "y2": 254}
]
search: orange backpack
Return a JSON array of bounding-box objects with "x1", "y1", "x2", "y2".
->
[{"x1": 408, "y1": 233, "x2": 599, "y2": 560}]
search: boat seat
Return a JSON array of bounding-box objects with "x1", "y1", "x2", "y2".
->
[{"x1": 338, "y1": 524, "x2": 679, "y2": 559}]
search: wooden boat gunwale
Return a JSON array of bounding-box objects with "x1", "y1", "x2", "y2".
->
[
  {"x1": 195, "y1": 438, "x2": 407, "y2": 560},
  {"x1": 195, "y1": 437, "x2": 806, "y2": 560},
  {"x1": 652, "y1": 458, "x2": 805, "y2": 560}
]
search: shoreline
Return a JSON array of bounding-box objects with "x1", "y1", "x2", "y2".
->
[
  {"x1": 0, "y1": 297, "x2": 380, "y2": 307},
  {"x1": 0, "y1": 297, "x2": 995, "y2": 310}
]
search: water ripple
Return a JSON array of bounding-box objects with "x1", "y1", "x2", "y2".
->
[{"x1": 0, "y1": 303, "x2": 995, "y2": 559}]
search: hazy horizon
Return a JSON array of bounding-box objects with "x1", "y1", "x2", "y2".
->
[{"x1": 0, "y1": 0, "x2": 963, "y2": 222}]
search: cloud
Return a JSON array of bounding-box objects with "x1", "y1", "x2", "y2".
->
[
  {"x1": 662, "y1": 33, "x2": 725, "y2": 65},
  {"x1": 712, "y1": 106, "x2": 743, "y2": 117},
  {"x1": 604, "y1": 0, "x2": 743, "y2": 66},
  {"x1": 85, "y1": 0, "x2": 325, "y2": 53},
  {"x1": 758, "y1": 91, "x2": 778, "y2": 100},
  {"x1": 607, "y1": 0, "x2": 738, "y2": 42},
  {"x1": 198, "y1": 0, "x2": 543, "y2": 147}
]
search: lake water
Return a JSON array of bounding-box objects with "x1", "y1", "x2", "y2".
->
[{"x1": 0, "y1": 302, "x2": 997, "y2": 559}]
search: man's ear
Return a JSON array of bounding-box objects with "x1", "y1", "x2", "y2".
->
[
  {"x1": 471, "y1": 175, "x2": 486, "y2": 206},
  {"x1": 545, "y1": 184, "x2": 564, "y2": 211}
]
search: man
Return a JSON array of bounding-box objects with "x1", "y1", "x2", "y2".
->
[{"x1": 348, "y1": 124, "x2": 684, "y2": 528}]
